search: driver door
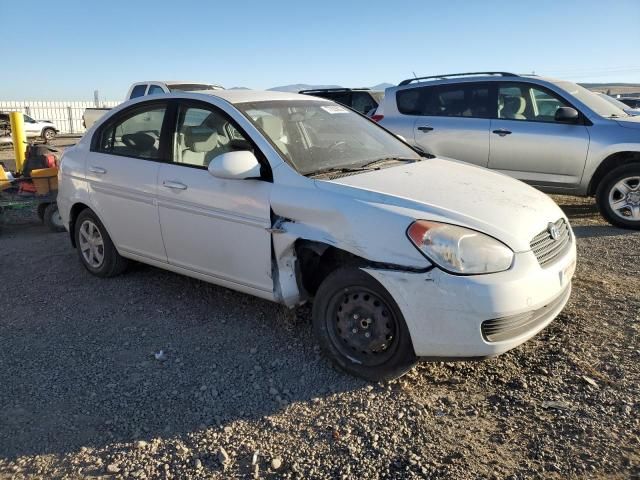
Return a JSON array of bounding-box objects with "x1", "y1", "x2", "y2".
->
[{"x1": 156, "y1": 100, "x2": 275, "y2": 299}]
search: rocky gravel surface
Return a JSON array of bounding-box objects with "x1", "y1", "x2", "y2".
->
[{"x1": 0, "y1": 194, "x2": 638, "y2": 479}]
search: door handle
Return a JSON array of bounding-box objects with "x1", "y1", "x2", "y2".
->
[
  {"x1": 492, "y1": 129, "x2": 512, "y2": 137},
  {"x1": 89, "y1": 166, "x2": 107, "y2": 174},
  {"x1": 417, "y1": 125, "x2": 434, "y2": 132},
  {"x1": 163, "y1": 180, "x2": 188, "y2": 190}
]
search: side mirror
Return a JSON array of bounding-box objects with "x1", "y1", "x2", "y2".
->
[
  {"x1": 208, "y1": 150, "x2": 261, "y2": 180},
  {"x1": 555, "y1": 107, "x2": 579, "y2": 123}
]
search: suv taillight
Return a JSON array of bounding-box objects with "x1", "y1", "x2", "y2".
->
[{"x1": 371, "y1": 114, "x2": 384, "y2": 122}]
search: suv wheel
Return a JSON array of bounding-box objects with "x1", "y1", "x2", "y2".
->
[
  {"x1": 596, "y1": 164, "x2": 640, "y2": 230},
  {"x1": 74, "y1": 209, "x2": 129, "y2": 277},
  {"x1": 312, "y1": 267, "x2": 417, "y2": 381},
  {"x1": 42, "y1": 128, "x2": 56, "y2": 141}
]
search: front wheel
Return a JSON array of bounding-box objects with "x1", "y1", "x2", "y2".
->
[
  {"x1": 312, "y1": 267, "x2": 417, "y2": 381},
  {"x1": 596, "y1": 164, "x2": 640, "y2": 230}
]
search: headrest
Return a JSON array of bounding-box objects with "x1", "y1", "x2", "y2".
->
[
  {"x1": 184, "y1": 126, "x2": 218, "y2": 152},
  {"x1": 503, "y1": 96, "x2": 526, "y2": 115},
  {"x1": 257, "y1": 115, "x2": 283, "y2": 139}
]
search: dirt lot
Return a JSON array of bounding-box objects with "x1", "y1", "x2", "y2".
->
[{"x1": 0, "y1": 140, "x2": 638, "y2": 479}]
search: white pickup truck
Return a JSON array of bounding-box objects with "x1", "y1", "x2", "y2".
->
[{"x1": 82, "y1": 81, "x2": 224, "y2": 130}]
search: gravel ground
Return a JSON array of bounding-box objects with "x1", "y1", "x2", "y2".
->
[{"x1": 0, "y1": 149, "x2": 638, "y2": 478}]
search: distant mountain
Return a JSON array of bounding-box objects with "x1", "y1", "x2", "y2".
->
[
  {"x1": 229, "y1": 86, "x2": 250, "y2": 90},
  {"x1": 370, "y1": 83, "x2": 394, "y2": 91}
]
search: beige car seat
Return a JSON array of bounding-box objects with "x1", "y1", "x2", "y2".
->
[{"x1": 501, "y1": 96, "x2": 527, "y2": 120}]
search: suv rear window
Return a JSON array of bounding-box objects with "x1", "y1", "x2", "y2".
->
[
  {"x1": 397, "y1": 84, "x2": 490, "y2": 118},
  {"x1": 129, "y1": 85, "x2": 147, "y2": 99}
]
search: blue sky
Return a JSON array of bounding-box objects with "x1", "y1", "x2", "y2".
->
[{"x1": 3, "y1": 0, "x2": 639, "y2": 100}]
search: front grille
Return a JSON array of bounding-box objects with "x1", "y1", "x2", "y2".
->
[
  {"x1": 481, "y1": 285, "x2": 571, "y2": 342},
  {"x1": 530, "y1": 218, "x2": 571, "y2": 267}
]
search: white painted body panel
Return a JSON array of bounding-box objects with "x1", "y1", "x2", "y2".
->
[
  {"x1": 86, "y1": 153, "x2": 167, "y2": 263},
  {"x1": 157, "y1": 163, "x2": 273, "y2": 296}
]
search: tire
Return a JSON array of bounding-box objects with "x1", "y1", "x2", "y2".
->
[
  {"x1": 312, "y1": 267, "x2": 417, "y2": 381},
  {"x1": 43, "y1": 203, "x2": 65, "y2": 232},
  {"x1": 74, "y1": 209, "x2": 128, "y2": 277},
  {"x1": 42, "y1": 128, "x2": 56, "y2": 142},
  {"x1": 36, "y1": 203, "x2": 48, "y2": 223},
  {"x1": 596, "y1": 164, "x2": 640, "y2": 230}
]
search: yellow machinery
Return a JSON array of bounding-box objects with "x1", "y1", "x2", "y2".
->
[{"x1": 10, "y1": 112, "x2": 27, "y2": 173}]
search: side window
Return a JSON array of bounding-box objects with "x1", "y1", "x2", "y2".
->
[
  {"x1": 430, "y1": 85, "x2": 490, "y2": 118},
  {"x1": 498, "y1": 83, "x2": 570, "y2": 122},
  {"x1": 97, "y1": 105, "x2": 166, "y2": 159},
  {"x1": 147, "y1": 85, "x2": 165, "y2": 95},
  {"x1": 397, "y1": 85, "x2": 489, "y2": 118},
  {"x1": 129, "y1": 85, "x2": 147, "y2": 99},
  {"x1": 173, "y1": 105, "x2": 252, "y2": 168},
  {"x1": 351, "y1": 92, "x2": 378, "y2": 114},
  {"x1": 321, "y1": 92, "x2": 351, "y2": 106},
  {"x1": 23, "y1": 114, "x2": 36, "y2": 123}
]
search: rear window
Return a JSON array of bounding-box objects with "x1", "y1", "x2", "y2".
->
[{"x1": 129, "y1": 85, "x2": 147, "y2": 99}]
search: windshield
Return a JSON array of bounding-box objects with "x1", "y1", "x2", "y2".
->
[
  {"x1": 597, "y1": 93, "x2": 634, "y2": 111},
  {"x1": 236, "y1": 100, "x2": 420, "y2": 175},
  {"x1": 168, "y1": 84, "x2": 224, "y2": 92},
  {"x1": 554, "y1": 81, "x2": 629, "y2": 117}
]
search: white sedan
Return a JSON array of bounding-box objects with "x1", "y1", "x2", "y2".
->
[{"x1": 57, "y1": 90, "x2": 576, "y2": 380}]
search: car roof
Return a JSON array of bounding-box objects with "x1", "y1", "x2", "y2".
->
[
  {"x1": 393, "y1": 73, "x2": 565, "y2": 90},
  {"x1": 191, "y1": 89, "x2": 330, "y2": 104}
]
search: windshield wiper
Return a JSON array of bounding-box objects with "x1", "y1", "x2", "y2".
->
[
  {"x1": 360, "y1": 156, "x2": 420, "y2": 168},
  {"x1": 306, "y1": 166, "x2": 373, "y2": 177}
]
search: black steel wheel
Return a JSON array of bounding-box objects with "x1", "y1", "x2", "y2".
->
[{"x1": 312, "y1": 267, "x2": 416, "y2": 381}]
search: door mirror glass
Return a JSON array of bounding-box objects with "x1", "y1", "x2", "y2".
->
[
  {"x1": 554, "y1": 107, "x2": 579, "y2": 123},
  {"x1": 208, "y1": 150, "x2": 261, "y2": 180}
]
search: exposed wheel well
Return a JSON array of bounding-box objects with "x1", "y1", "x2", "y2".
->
[
  {"x1": 295, "y1": 240, "x2": 365, "y2": 297},
  {"x1": 589, "y1": 151, "x2": 640, "y2": 195},
  {"x1": 68, "y1": 202, "x2": 91, "y2": 247}
]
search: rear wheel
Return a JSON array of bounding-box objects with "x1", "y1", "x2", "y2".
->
[
  {"x1": 74, "y1": 209, "x2": 128, "y2": 277},
  {"x1": 42, "y1": 128, "x2": 56, "y2": 142},
  {"x1": 43, "y1": 203, "x2": 65, "y2": 232},
  {"x1": 312, "y1": 267, "x2": 417, "y2": 381},
  {"x1": 596, "y1": 164, "x2": 640, "y2": 230}
]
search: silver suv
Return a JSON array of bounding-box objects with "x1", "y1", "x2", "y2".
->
[{"x1": 375, "y1": 72, "x2": 640, "y2": 229}]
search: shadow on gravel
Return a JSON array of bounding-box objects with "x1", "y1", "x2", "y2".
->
[
  {"x1": 0, "y1": 223, "x2": 364, "y2": 459},
  {"x1": 570, "y1": 225, "x2": 635, "y2": 239}
]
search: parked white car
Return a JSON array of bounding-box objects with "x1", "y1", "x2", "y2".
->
[
  {"x1": 58, "y1": 90, "x2": 576, "y2": 380},
  {"x1": 0, "y1": 112, "x2": 59, "y2": 141}
]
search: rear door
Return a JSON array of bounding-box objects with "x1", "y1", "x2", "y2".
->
[
  {"x1": 156, "y1": 100, "x2": 274, "y2": 298},
  {"x1": 87, "y1": 101, "x2": 168, "y2": 262},
  {"x1": 399, "y1": 83, "x2": 492, "y2": 167},
  {"x1": 488, "y1": 82, "x2": 590, "y2": 189}
]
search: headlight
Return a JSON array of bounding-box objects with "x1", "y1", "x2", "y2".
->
[{"x1": 407, "y1": 220, "x2": 514, "y2": 274}]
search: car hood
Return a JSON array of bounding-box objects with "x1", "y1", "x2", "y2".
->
[{"x1": 315, "y1": 158, "x2": 567, "y2": 253}]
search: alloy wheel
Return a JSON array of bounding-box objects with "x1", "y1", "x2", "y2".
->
[
  {"x1": 78, "y1": 219, "x2": 105, "y2": 268},
  {"x1": 608, "y1": 176, "x2": 640, "y2": 221}
]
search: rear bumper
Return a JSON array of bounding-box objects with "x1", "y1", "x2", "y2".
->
[{"x1": 363, "y1": 243, "x2": 576, "y2": 358}]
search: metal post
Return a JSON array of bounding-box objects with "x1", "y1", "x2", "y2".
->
[
  {"x1": 94, "y1": 90, "x2": 100, "y2": 108},
  {"x1": 9, "y1": 112, "x2": 26, "y2": 173},
  {"x1": 67, "y1": 106, "x2": 74, "y2": 134}
]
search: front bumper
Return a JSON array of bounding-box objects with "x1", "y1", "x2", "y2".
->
[{"x1": 364, "y1": 242, "x2": 576, "y2": 358}]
